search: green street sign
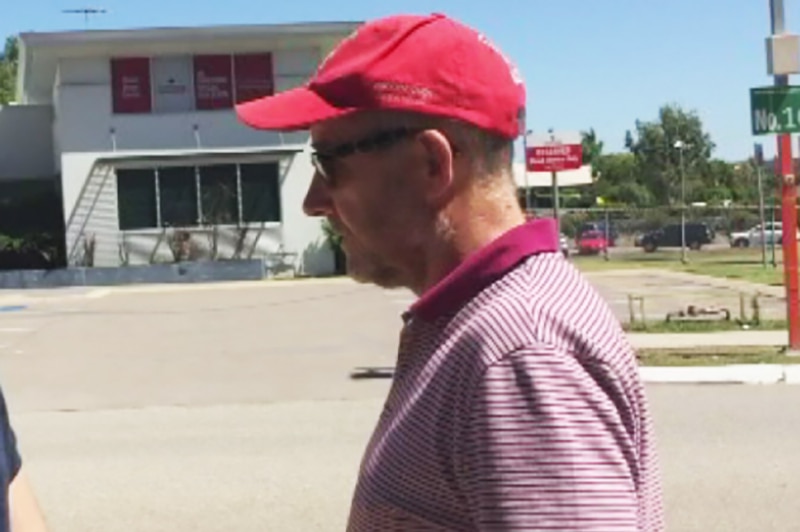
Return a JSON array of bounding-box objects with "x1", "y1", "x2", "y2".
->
[{"x1": 750, "y1": 86, "x2": 800, "y2": 135}]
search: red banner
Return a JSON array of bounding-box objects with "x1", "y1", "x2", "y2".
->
[
  {"x1": 234, "y1": 53, "x2": 274, "y2": 104},
  {"x1": 526, "y1": 144, "x2": 583, "y2": 172},
  {"x1": 111, "y1": 57, "x2": 152, "y2": 114},
  {"x1": 194, "y1": 55, "x2": 233, "y2": 110}
]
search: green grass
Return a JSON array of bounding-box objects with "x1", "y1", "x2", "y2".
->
[
  {"x1": 638, "y1": 345, "x2": 800, "y2": 366},
  {"x1": 624, "y1": 319, "x2": 786, "y2": 333},
  {"x1": 572, "y1": 247, "x2": 788, "y2": 286}
]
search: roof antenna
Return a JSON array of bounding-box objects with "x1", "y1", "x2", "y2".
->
[{"x1": 62, "y1": 8, "x2": 108, "y2": 29}]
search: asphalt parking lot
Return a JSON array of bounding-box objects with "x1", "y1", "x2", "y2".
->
[{"x1": 0, "y1": 273, "x2": 796, "y2": 531}]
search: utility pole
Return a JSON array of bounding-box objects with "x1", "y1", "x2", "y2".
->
[
  {"x1": 675, "y1": 140, "x2": 688, "y2": 264},
  {"x1": 768, "y1": 0, "x2": 800, "y2": 350}
]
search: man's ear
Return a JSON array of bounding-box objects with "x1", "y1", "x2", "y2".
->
[{"x1": 415, "y1": 129, "x2": 456, "y2": 202}]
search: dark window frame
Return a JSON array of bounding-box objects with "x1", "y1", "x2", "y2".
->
[{"x1": 115, "y1": 160, "x2": 283, "y2": 230}]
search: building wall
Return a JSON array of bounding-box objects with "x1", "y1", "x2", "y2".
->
[
  {"x1": 53, "y1": 49, "x2": 317, "y2": 157},
  {"x1": 54, "y1": 45, "x2": 335, "y2": 275},
  {"x1": 61, "y1": 147, "x2": 334, "y2": 276},
  {"x1": 55, "y1": 46, "x2": 319, "y2": 216},
  {"x1": 63, "y1": 159, "x2": 120, "y2": 267},
  {"x1": 0, "y1": 104, "x2": 55, "y2": 181}
]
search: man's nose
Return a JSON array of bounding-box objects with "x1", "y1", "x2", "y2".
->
[{"x1": 302, "y1": 172, "x2": 333, "y2": 217}]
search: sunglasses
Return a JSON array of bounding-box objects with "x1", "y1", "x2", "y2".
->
[{"x1": 310, "y1": 127, "x2": 423, "y2": 185}]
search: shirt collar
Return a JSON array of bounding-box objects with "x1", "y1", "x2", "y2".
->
[{"x1": 407, "y1": 218, "x2": 560, "y2": 321}]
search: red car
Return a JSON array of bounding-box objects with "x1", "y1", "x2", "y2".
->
[{"x1": 576, "y1": 230, "x2": 608, "y2": 255}]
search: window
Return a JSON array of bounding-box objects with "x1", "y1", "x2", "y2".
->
[
  {"x1": 117, "y1": 169, "x2": 157, "y2": 229},
  {"x1": 116, "y1": 162, "x2": 281, "y2": 230},
  {"x1": 158, "y1": 166, "x2": 198, "y2": 227},
  {"x1": 200, "y1": 164, "x2": 239, "y2": 224},
  {"x1": 240, "y1": 163, "x2": 281, "y2": 223}
]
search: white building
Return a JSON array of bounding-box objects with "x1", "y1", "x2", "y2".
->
[{"x1": 1, "y1": 21, "x2": 360, "y2": 275}]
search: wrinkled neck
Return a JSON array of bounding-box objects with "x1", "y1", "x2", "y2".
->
[{"x1": 408, "y1": 183, "x2": 525, "y2": 297}]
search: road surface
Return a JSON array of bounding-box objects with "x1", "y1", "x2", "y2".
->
[{"x1": 0, "y1": 278, "x2": 795, "y2": 531}]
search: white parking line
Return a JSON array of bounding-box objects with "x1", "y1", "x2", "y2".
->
[{"x1": 0, "y1": 328, "x2": 33, "y2": 333}]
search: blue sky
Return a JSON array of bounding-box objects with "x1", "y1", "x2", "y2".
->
[{"x1": 2, "y1": 0, "x2": 793, "y2": 161}]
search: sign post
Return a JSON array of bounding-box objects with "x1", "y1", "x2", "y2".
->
[
  {"x1": 526, "y1": 131, "x2": 583, "y2": 236},
  {"x1": 551, "y1": 171, "x2": 560, "y2": 233},
  {"x1": 754, "y1": 143, "x2": 768, "y2": 268},
  {"x1": 753, "y1": 0, "x2": 800, "y2": 350}
]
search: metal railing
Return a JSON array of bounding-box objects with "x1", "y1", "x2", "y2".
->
[{"x1": 65, "y1": 163, "x2": 114, "y2": 265}]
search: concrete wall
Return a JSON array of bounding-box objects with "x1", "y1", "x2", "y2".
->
[
  {"x1": 0, "y1": 104, "x2": 55, "y2": 180},
  {"x1": 0, "y1": 260, "x2": 266, "y2": 289}
]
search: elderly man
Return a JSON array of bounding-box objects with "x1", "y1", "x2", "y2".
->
[{"x1": 237, "y1": 12, "x2": 665, "y2": 532}]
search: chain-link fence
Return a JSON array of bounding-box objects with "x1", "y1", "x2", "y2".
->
[{"x1": 531, "y1": 205, "x2": 786, "y2": 249}]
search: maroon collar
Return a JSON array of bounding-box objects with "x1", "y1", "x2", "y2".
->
[{"x1": 407, "y1": 218, "x2": 560, "y2": 321}]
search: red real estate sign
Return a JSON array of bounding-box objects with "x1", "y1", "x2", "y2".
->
[
  {"x1": 111, "y1": 57, "x2": 152, "y2": 114},
  {"x1": 526, "y1": 143, "x2": 583, "y2": 172},
  {"x1": 234, "y1": 53, "x2": 274, "y2": 104},
  {"x1": 194, "y1": 55, "x2": 233, "y2": 110}
]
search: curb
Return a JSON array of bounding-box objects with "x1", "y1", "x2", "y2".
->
[
  {"x1": 784, "y1": 365, "x2": 800, "y2": 384},
  {"x1": 640, "y1": 364, "x2": 800, "y2": 385},
  {"x1": 627, "y1": 331, "x2": 788, "y2": 349}
]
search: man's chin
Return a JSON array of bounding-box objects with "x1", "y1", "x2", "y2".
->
[{"x1": 343, "y1": 254, "x2": 405, "y2": 290}]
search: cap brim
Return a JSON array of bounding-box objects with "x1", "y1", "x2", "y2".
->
[{"x1": 235, "y1": 86, "x2": 354, "y2": 131}]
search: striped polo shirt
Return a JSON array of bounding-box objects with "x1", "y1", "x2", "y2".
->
[{"x1": 346, "y1": 218, "x2": 666, "y2": 531}]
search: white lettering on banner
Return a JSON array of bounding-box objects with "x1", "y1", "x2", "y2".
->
[
  {"x1": 536, "y1": 146, "x2": 572, "y2": 156},
  {"x1": 196, "y1": 71, "x2": 230, "y2": 99},
  {"x1": 530, "y1": 155, "x2": 581, "y2": 165},
  {"x1": 121, "y1": 76, "x2": 141, "y2": 99},
  {"x1": 526, "y1": 139, "x2": 583, "y2": 172}
]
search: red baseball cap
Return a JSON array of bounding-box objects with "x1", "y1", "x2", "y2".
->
[{"x1": 235, "y1": 13, "x2": 526, "y2": 139}]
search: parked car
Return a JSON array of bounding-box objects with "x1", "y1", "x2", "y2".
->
[
  {"x1": 637, "y1": 222, "x2": 714, "y2": 252},
  {"x1": 576, "y1": 230, "x2": 608, "y2": 255},
  {"x1": 729, "y1": 222, "x2": 799, "y2": 248},
  {"x1": 577, "y1": 221, "x2": 618, "y2": 246}
]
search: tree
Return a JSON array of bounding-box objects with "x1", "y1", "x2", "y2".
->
[
  {"x1": 719, "y1": 159, "x2": 770, "y2": 205},
  {"x1": 581, "y1": 128, "x2": 604, "y2": 172},
  {"x1": 0, "y1": 36, "x2": 19, "y2": 105},
  {"x1": 565, "y1": 129, "x2": 605, "y2": 206},
  {"x1": 624, "y1": 104, "x2": 715, "y2": 205},
  {"x1": 3, "y1": 37, "x2": 18, "y2": 64},
  {"x1": 594, "y1": 152, "x2": 654, "y2": 206}
]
